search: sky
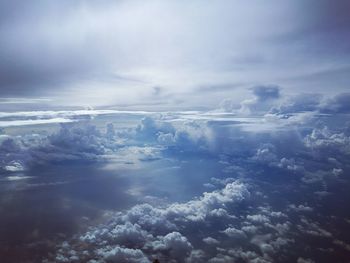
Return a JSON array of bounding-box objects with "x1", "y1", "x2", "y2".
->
[
  {"x1": 1, "y1": 1, "x2": 350, "y2": 263},
  {"x1": 1, "y1": 0, "x2": 350, "y2": 109}
]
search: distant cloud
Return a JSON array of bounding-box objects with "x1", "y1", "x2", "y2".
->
[
  {"x1": 252, "y1": 85, "x2": 281, "y2": 101},
  {"x1": 320, "y1": 93, "x2": 350, "y2": 113},
  {"x1": 271, "y1": 93, "x2": 322, "y2": 114},
  {"x1": 202, "y1": 237, "x2": 220, "y2": 245},
  {"x1": 238, "y1": 85, "x2": 281, "y2": 115}
]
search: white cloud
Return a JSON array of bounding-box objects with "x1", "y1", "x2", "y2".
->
[
  {"x1": 297, "y1": 257, "x2": 315, "y2": 263},
  {"x1": 247, "y1": 214, "x2": 271, "y2": 224},
  {"x1": 0, "y1": 118, "x2": 75, "y2": 127},
  {"x1": 288, "y1": 204, "x2": 313, "y2": 212},
  {"x1": 96, "y1": 246, "x2": 150, "y2": 263},
  {"x1": 203, "y1": 237, "x2": 220, "y2": 245},
  {"x1": 304, "y1": 126, "x2": 350, "y2": 154},
  {"x1": 48, "y1": 180, "x2": 249, "y2": 262},
  {"x1": 222, "y1": 227, "x2": 247, "y2": 239},
  {"x1": 4, "y1": 161, "x2": 24, "y2": 172},
  {"x1": 297, "y1": 218, "x2": 332, "y2": 238},
  {"x1": 150, "y1": 232, "x2": 193, "y2": 261}
]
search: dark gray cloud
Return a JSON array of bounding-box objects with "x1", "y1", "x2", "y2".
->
[
  {"x1": 320, "y1": 93, "x2": 350, "y2": 113},
  {"x1": 252, "y1": 85, "x2": 280, "y2": 101}
]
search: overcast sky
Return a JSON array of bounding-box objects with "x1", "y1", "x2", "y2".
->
[{"x1": 0, "y1": 0, "x2": 349, "y2": 109}]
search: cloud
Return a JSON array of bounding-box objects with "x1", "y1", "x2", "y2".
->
[
  {"x1": 0, "y1": 122, "x2": 121, "y2": 172},
  {"x1": 3, "y1": 161, "x2": 24, "y2": 172},
  {"x1": 320, "y1": 92, "x2": 350, "y2": 113},
  {"x1": 150, "y1": 232, "x2": 193, "y2": 261},
  {"x1": 297, "y1": 217, "x2": 332, "y2": 238},
  {"x1": 222, "y1": 227, "x2": 247, "y2": 239},
  {"x1": 304, "y1": 126, "x2": 350, "y2": 155},
  {"x1": 133, "y1": 117, "x2": 213, "y2": 152},
  {"x1": 218, "y1": 99, "x2": 236, "y2": 112},
  {"x1": 270, "y1": 92, "x2": 350, "y2": 116},
  {"x1": 106, "y1": 222, "x2": 150, "y2": 247},
  {"x1": 297, "y1": 258, "x2": 315, "y2": 263},
  {"x1": 96, "y1": 246, "x2": 150, "y2": 263},
  {"x1": 0, "y1": 118, "x2": 75, "y2": 127},
  {"x1": 247, "y1": 214, "x2": 271, "y2": 224},
  {"x1": 14, "y1": 109, "x2": 345, "y2": 262},
  {"x1": 288, "y1": 204, "x2": 313, "y2": 212},
  {"x1": 252, "y1": 144, "x2": 302, "y2": 171},
  {"x1": 270, "y1": 93, "x2": 322, "y2": 114},
  {"x1": 203, "y1": 237, "x2": 220, "y2": 245},
  {"x1": 47, "y1": 180, "x2": 249, "y2": 262},
  {"x1": 1, "y1": 1, "x2": 350, "y2": 107},
  {"x1": 0, "y1": 109, "x2": 154, "y2": 128},
  {"x1": 252, "y1": 85, "x2": 280, "y2": 101},
  {"x1": 238, "y1": 85, "x2": 281, "y2": 115}
]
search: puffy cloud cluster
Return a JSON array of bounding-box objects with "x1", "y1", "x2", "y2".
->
[
  {"x1": 0, "y1": 116, "x2": 214, "y2": 173},
  {"x1": 95, "y1": 246, "x2": 150, "y2": 263},
  {"x1": 297, "y1": 217, "x2": 332, "y2": 238},
  {"x1": 3, "y1": 94, "x2": 350, "y2": 262},
  {"x1": 50, "y1": 180, "x2": 337, "y2": 263},
  {"x1": 304, "y1": 126, "x2": 350, "y2": 155},
  {"x1": 239, "y1": 85, "x2": 281, "y2": 115},
  {"x1": 149, "y1": 232, "x2": 193, "y2": 262},
  {"x1": 252, "y1": 144, "x2": 302, "y2": 172},
  {"x1": 2, "y1": 92, "x2": 350, "y2": 174},
  {"x1": 132, "y1": 117, "x2": 213, "y2": 152},
  {"x1": 50, "y1": 181, "x2": 250, "y2": 262},
  {"x1": 203, "y1": 204, "x2": 296, "y2": 263},
  {"x1": 270, "y1": 93, "x2": 323, "y2": 114},
  {"x1": 218, "y1": 89, "x2": 350, "y2": 123},
  {"x1": 0, "y1": 122, "x2": 121, "y2": 172}
]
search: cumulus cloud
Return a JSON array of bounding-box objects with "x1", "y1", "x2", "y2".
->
[
  {"x1": 3, "y1": 104, "x2": 350, "y2": 262},
  {"x1": 96, "y1": 246, "x2": 150, "y2": 263},
  {"x1": 247, "y1": 214, "x2": 271, "y2": 224},
  {"x1": 270, "y1": 93, "x2": 322, "y2": 114},
  {"x1": 3, "y1": 160, "x2": 24, "y2": 172},
  {"x1": 150, "y1": 232, "x2": 193, "y2": 261},
  {"x1": 48, "y1": 175, "x2": 317, "y2": 262},
  {"x1": 222, "y1": 227, "x2": 247, "y2": 239},
  {"x1": 269, "y1": 91, "x2": 350, "y2": 117},
  {"x1": 0, "y1": 122, "x2": 116, "y2": 172},
  {"x1": 238, "y1": 85, "x2": 281, "y2": 115},
  {"x1": 1, "y1": 117, "x2": 182, "y2": 172},
  {"x1": 47, "y1": 180, "x2": 249, "y2": 262},
  {"x1": 288, "y1": 204, "x2": 313, "y2": 212},
  {"x1": 203, "y1": 237, "x2": 220, "y2": 245},
  {"x1": 304, "y1": 126, "x2": 350, "y2": 155},
  {"x1": 297, "y1": 217, "x2": 332, "y2": 238},
  {"x1": 252, "y1": 144, "x2": 302, "y2": 171},
  {"x1": 118, "y1": 116, "x2": 214, "y2": 153}
]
